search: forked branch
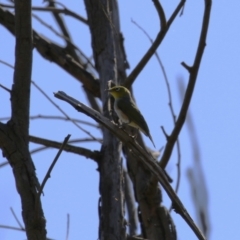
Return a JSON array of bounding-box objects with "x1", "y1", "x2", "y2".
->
[{"x1": 160, "y1": 0, "x2": 212, "y2": 169}]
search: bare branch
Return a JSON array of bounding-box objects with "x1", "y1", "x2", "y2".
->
[
  {"x1": 125, "y1": 0, "x2": 185, "y2": 88},
  {"x1": 45, "y1": 0, "x2": 101, "y2": 114},
  {"x1": 0, "y1": 59, "x2": 14, "y2": 68},
  {"x1": 0, "y1": 0, "x2": 47, "y2": 238},
  {"x1": 30, "y1": 115, "x2": 99, "y2": 128},
  {"x1": 10, "y1": 207, "x2": 24, "y2": 230},
  {"x1": 178, "y1": 77, "x2": 210, "y2": 237},
  {"x1": 0, "y1": 3, "x2": 88, "y2": 24},
  {"x1": 0, "y1": 83, "x2": 11, "y2": 93},
  {"x1": 181, "y1": 61, "x2": 192, "y2": 72},
  {"x1": 47, "y1": 0, "x2": 79, "y2": 62},
  {"x1": 0, "y1": 161, "x2": 8, "y2": 168},
  {"x1": 161, "y1": 126, "x2": 169, "y2": 140},
  {"x1": 0, "y1": 225, "x2": 25, "y2": 232},
  {"x1": 131, "y1": 20, "x2": 182, "y2": 193},
  {"x1": 37, "y1": 134, "x2": 71, "y2": 197},
  {"x1": 0, "y1": 7, "x2": 100, "y2": 97},
  {"x1": 32, "y1": 14, "x2": 81, "y2": 57},
  {"x1": 33, "y1": 11, "x2": 95, "y2": 71},
  {"x1": 160, "y1": 0, "x2": 212, "y2": 169},
  {"x1": 65, "y1": 213, "x2": 70, "y2": 240},
  {"x1": 34, "y1": 31, "x2": 100, "y2": 97},
  {"x1": 29, "y1": 135, "x2": 101, "y2": 162},
  {"x1": 31, "y1": 81, "x2": 100, "y2": 142},
  {"x1": 54, "y1": 91, "x2": 206, "y2": 240},
  {"x1": 152, "y1": 0, "x2": 166, "y2": 28}
]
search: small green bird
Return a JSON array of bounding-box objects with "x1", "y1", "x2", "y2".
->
[{"x1": 108, "y1": 86, "x2": 155, "y2": 148}]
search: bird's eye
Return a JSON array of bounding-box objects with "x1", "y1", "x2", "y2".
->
[{"x1": 115, "y1": 88, "x2": 120, "y2": 92}]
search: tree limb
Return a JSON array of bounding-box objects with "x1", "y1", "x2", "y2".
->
[
  {"x1": 160, "y1": 0, "x2": 212, "y2": 169},
  {"x1": 0, "y1": 7, "x2": 100, "y2": 98},
  {"x1": 37, "y1": 134, "x2": 71, "y2": 198},
  {"x1": 125, "y1": 0, "x2": 185, "y2": 88},
  {"x1": 0, "y1": 3, "x2": 88, "y2": 24},
  {"x1": 29, "y1": 135, "x2": 101, "y2": 162},
  {"x1": 0, "y1": 1, "x2": 47, "y2": 239},
  {"x1": 54, "y1": 91, "x2": 206, "y2": 240}
]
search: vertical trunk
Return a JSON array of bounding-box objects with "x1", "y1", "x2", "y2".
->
[
  {"x1": 6, "y1": 1, "x2": 46, "y2": 239},
  {"x1": 84, "y1": 1, "x2": 127, "y2": 239}
]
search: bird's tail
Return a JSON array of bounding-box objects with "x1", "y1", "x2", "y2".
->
[{"x1": 148, "y1": 134, "x2": 156, "y2": 148}]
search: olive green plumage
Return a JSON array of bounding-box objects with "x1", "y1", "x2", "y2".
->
[{"x1": 108, "y1": 86, "x2": 155, "y2": 148}]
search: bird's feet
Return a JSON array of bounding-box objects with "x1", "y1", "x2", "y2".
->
[{"x1": 129, "y1": 133, "x2": 138, "y2": 140}]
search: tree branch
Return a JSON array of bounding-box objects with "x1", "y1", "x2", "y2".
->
[
  {"x1": 125, "y1": 0, "x2": 185, "y2": 88},
  {"x1": 29, "y1": 135, "x2": 101, "y2": 162},
  {"x1": 54, "y1": 91, "x2": 206, "y2": 240},
  {"x1": 0, "y1": 3, "x2": 88, "y2": 25},
  {"x1": 0, "y1": 7, "x2": 100, "y2": 98},
  {"x1": 130, "y1": 20, "x2": 182, "y2": 191},
  {"x1": 160, "y1": 0, "x2": 212, "y2": 169},
  {"x1": 47, "y1": 0, "x2": 80, "y2": 62},
  {"x1": 37, "y1": 134, "x2": 71, "y2": 197}
]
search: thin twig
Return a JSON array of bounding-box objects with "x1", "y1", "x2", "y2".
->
[
  {"x1": 178, "y1": 77, "x2": 210, "y2": 237},
  {"x1": 125, "y1": 0, "x2": 185, "y2": 88},
  {"x1": 131, "y1": 20, "x2": 182, "y2": 193},
  {"x1": 31, "y1": 81, "x2": 100, "y2": 142},
  {"x1": 10, "y1": 207, "x2": 24, "y2": 229},
  {"x1": 37, "y1": 134, "x2": 71, "y2": 198},
  {"x1": 161, "y1": 126, "x2": 169, "y2": 140},
  {"x1": 0, "y1": 10, "x2": 100, "y2": 97},
  {"x1": 0, "y1": 59, "x2": 14, "y2": 68},
  {"x1": 181, "y1": 61, "x2": 192, "y2": 72},
  {"x1": 32, "y1": 14, "x2": 81, "y2": 54},
  {"x1": 29, "y1": 135, "x2": 101, "y2": 161},
  {"x1": 65, "y1": 213, "x2": 70, "y2": 240},
  {"x1": 0, "y1": 3, "x2": 88, "y2": 24},
  {"x1": 33, "y1": 4, "x2": 95, "y2": 70},
  {"x1": 0, "y1": 60, "x2": 13, "y2": 92},
  {"x1": 30, "y1": 115, "x2": 99, "y2": 128},
  {"x1": 0, "y1": 161, "x2": 8, "y2": 168},
  {"x1": 0, "y1": 225, "x2": 25, "y2": 232},
  {"x1": 0, "y1": 83, "x2": 11, "y2": 93},
  {"x1": 0, "y1": 60, "x2": 12, "y2": 92},
  {"x1": 47, "y1": 0, "x2": 80, "y2": 63},
  {"x1": 160, "y1": 0, "x2": 212, "y2": 169},
  {"x1": 1, "y1": 115, "x2": 99, "y2": 128}
]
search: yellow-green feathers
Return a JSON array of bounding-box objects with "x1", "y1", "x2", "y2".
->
[{"x1": 108, "y1": 86, "x2": 155, "y2": 147}]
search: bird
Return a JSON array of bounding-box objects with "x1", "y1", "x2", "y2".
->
[{"x1": 108, "y1": 86, "x2": 155, "y2": 148}]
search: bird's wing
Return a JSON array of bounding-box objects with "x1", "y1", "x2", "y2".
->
[{"x1": 116, "y1": 97, "x2": 150, "y2": 136}]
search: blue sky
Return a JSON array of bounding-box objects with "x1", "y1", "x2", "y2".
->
[{"x1": 0, "y1": 1, "x2": 240, "y2": 239}]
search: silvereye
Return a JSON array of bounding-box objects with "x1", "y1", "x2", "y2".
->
[{"x1": 108, "y1": 86, "x2": 155, "y2": 148}]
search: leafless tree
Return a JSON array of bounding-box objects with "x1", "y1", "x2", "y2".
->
[{"x1": 0, "y1": 0, "x2": 211, "y2": 240}]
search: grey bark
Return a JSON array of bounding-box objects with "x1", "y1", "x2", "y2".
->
[
  {"x1": 0, "y1": 0, "x2": 209, "y2": 239},
  {"x1": 0, "y1": 1, "x2": 47, "y2": 239},
  {"x1": 84, "y1": 0, "x2": 127, "y2": 239}
]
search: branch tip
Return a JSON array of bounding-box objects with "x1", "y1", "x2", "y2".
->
[
  {"x1": 181, "y1": 62, "x2": 192, "y2": 72},
  {"x1": 161, "y1": 126, "x2": 169, "y2": 140}
]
